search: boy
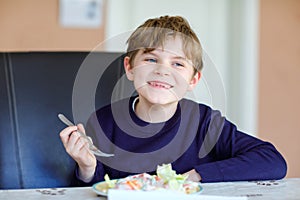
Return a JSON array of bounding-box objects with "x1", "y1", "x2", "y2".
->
[{"x1": 60, "y1": 15, "x2": 287, "y2": 185}]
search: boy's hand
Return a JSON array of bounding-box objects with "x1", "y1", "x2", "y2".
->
[
  {"x1": 59, "y1": 124, "x2": 97, "y2": 182},
  {"x1": 183, "y1": 169, "x2": 202, "y2": 182}
]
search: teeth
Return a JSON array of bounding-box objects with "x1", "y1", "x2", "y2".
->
[{"x1": 148, "y1": 81, "x2": 171, "y2": 89}]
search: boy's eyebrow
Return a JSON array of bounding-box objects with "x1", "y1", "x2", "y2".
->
[
  {"x1": 172, "y1": 56, "x2": 188, "y2": 61},
  {"x1": 142, "y1": 51, "x2": 159, "y2": 57},
  {"x1": 143, "y1": 51, "x2": 188, "y2": 61}
]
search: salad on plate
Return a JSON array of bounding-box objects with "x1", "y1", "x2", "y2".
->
[{"x1": 92, "y1": 164, "x2": 202, "y2": 196}]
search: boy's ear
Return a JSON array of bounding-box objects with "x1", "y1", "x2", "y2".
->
[
  {"x1": 124, "y1": 56, "x2": 134, "y2": 81},
  {"x1": 188, "y1": 71, "x2": 201, "y2": 91}
]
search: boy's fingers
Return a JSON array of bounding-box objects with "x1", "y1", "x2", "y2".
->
[
  {"x1": 78, "y1": 140, "x2": 90, "y2": 155},
  {"x1": 70, "y1": 136, "x2": 86, "y2": 156},
  {"x1": 77, "y1": 123, "x2": 86, "y2": 135},
  {"x1": 67, "y1": 131, "x2": 81, "y2": 151},
  {"x1": 71, "y1": 138, "x2": 91, "y2": 160},
  {"x1": 59, "y1": 126, "x2": 78, "y2": 145}
]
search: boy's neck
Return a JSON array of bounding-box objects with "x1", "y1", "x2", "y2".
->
[{"x1": 134, "y1": 96, "x2": 178, "y2": 123}]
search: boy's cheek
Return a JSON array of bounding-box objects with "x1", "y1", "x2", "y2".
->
[{"x1": 133, "y1": 79, "x2": 148, "y2": 91}]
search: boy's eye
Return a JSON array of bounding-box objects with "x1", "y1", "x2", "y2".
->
[
  {"x1": 173, "y1": 62, "x2": 184, "y2": 67},
  {"x1": 145, "y1": 58, "x2": 157, "y2": 63}
]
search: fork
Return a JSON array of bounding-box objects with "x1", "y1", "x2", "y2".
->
[{"x1": 58, "y1": 113, "x2": 114, "y2": 157}]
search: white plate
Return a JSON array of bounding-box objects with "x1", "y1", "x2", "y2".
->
[{"x1": 92, "y1": 180, "x2": 203, "y2": 196}]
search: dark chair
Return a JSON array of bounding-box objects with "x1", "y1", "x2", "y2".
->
[{"x1": 0, "y1": 52, "x2": 125, "y2": 189}]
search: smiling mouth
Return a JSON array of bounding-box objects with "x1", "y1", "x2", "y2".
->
[{"x1": 147, "y1": 81, "x2": 173, "y2": 89}]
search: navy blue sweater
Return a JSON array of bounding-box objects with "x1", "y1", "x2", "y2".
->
[{"x1": 74, "y1": 97, "x2": 287, "y2": 185}]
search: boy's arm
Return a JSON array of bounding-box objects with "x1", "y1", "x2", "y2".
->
[
  {"x1": 72, "y1": 112, "x2": 109, "y2": 186},
  {"x1": 194, "y1": 109, "x2": 287, "y2": 183}
]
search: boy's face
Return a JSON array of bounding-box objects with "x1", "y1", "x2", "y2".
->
[{"x1": 124, "y1": 36, "x2": 201, "y2": 106}]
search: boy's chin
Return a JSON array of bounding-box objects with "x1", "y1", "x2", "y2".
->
[{"x1": 141, "y1": 95, "x2": 181, "y2": 106}]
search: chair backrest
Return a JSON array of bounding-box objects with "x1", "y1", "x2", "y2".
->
[{"x1": 0, "y1": 52, "x2": 124, "y2": 189}]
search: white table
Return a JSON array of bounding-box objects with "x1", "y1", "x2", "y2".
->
[
  {"x1": 0, "y1": 178, "x2": 299, "y2": 200},
  {"x1": 200, "y1": 178, "x2": 300, "y2": 199}
]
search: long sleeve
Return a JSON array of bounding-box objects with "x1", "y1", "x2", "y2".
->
[
  {"x1": 194, "y1": 109, "x2": 287, "y2": 182},
  {"x1": 73, "y1": 160, "x2": 106, "y2": 186}
]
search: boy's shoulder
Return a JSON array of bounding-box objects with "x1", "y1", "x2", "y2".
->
[{"x1": 180, "y1": 98, "x2": 224, "y2": 123}]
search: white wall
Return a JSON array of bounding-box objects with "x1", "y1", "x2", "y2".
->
[{"x1": 104, "y1": 0, "x2": 259, "y2": 135}]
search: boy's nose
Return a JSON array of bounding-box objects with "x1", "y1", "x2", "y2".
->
[{"x1": 154, "y1": 64, "x2": 170, "y2": 76}]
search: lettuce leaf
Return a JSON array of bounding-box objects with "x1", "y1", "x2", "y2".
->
[{"x1": 156, "y1": 163, "x2": 188, "y2": 191}]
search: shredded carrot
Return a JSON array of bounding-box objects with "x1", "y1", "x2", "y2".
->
[{"x1": 126, "y1": 180, "x2": 141, "y2": 190}]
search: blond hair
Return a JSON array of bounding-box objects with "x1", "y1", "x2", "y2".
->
[{"x1": 126, "y1": 15, "x2": 203, "y2": 72}]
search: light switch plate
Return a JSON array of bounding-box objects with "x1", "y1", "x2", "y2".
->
[{"x1": 59, "y1": 0, "x2": 103, "y2": 28}]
